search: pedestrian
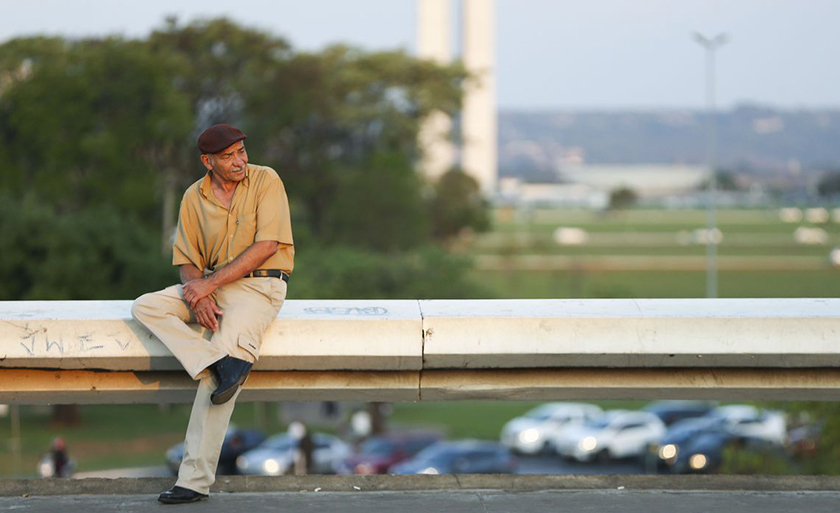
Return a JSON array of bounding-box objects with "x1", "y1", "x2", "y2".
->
[
  {"x1": 46, "y1": 437, "x2": 71, "y2": 478},
  {"x1": 132, "y1": 124, "x2": 294, "y2": 504},
  {"x1": 289, "y1": 421, "x2": 314, "y2": 475}
]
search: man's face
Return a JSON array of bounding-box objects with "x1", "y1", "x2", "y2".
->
[{"x1": 202, "y1": 140, "x2": 249, "y2": 183}]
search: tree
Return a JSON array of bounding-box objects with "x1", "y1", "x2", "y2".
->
[
  {"x1": 0, "y1": 17, "x2": 480, "y2": 302},
  {"x1": 148, "y1": 17, "x2": 292, "y2": 247},
  {"x1": 323, "y1": 151, "x2": 430, "y2": 251},
  {"x1": 148, "y1": 19, "x2": 468, "y2": 252},
  {"x1": 817, "y1": 170, "x2": 840, "y2": 197},
  {"x1": 0, "y1": 36, "x2": 192, "y2": 232},
  {"x1": 608, "y1": 187, "x2": 638, "y2": 210},
  {"x1": 244, "y1": 44, "x2": 466, "y2": 247},
  {"x1": 428, "y1": 168, "x2": 490, "y2": 241}
]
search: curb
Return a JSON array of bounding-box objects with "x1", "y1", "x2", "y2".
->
[{"x1": 3, "y1": 474, "x2": 840, "y2": 497}]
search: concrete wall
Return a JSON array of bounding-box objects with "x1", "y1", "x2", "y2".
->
[{"x1": 2, "y1": 298, "x2": 840, "y2": 403}]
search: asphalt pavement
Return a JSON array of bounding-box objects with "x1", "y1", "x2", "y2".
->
[
  {"x1": 2, "y1": 490, "x2": 840, "y2": 513},
  {"x1": 69, "y1": 454, "x2": 641, "y2": 479}
]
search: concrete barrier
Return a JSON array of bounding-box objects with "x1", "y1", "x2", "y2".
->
[
  {"x1": 2, "y1": 298, "x2": 839, "y2": 403},
  {"x1": 420, "y1": 298, "x2": 840, "y2": 368},
  {"x1": 0, "y1": 300, "x2": 422, "y2": 371}
]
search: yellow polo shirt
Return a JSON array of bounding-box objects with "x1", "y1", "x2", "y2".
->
[{"x1": 172, "y1": 164, "x2": 294, "y2": 274}]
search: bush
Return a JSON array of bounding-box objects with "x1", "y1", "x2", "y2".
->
[
  {"x1": 0, "y1": 194, "x2": 175, "y2": 300},
  {"x1": 287, "y1": 244, "x2": 490, "y2": 299}
]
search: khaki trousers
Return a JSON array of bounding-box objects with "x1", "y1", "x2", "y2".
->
[{"x1": 131, "y1": 277, "x2": 286, "y2": 494}]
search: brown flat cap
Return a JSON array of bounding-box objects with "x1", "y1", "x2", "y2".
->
[{"x1": 197, "y1": 124, "x2": 248, "y2": 154}]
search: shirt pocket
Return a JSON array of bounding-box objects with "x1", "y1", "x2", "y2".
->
[{"x1": 232, "y1": 212, "x2": 258, "y2": 256}]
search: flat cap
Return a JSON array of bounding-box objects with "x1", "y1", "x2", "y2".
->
[{"x1": 197, "y1": 124, "x2": 248, "y2": 154}]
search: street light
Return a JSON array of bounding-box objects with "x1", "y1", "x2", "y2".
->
[{"x1": 694, "y1": 32, "x2": 728, "y2": 299}]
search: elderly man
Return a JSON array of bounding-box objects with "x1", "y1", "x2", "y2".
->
[{"x1": 132, "y1": 124, "x2": 293, "y2": 504}]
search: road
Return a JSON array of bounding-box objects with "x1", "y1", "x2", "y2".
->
[
  {"x1": 516, "y1": 453, "x2": 643, "y2": 475},
  {"x1": 2, "y1": 490, "x2": 839, "y2": 512},
  {"x1": 70, "y1": 454, "x2": 642, "y2": 479}
]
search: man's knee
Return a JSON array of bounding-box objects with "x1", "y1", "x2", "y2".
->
[{"x1": 131, "y1": 293, "x2": 159, "y2": 322}]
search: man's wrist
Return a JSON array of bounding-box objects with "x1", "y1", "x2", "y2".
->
[{"x1": 204, "y1": 273, "x2": 222, "y2": 291}]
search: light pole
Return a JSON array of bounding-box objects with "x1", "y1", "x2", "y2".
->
[{"x1": 694, "y1": 32, "x2": 728, "y2": 299}]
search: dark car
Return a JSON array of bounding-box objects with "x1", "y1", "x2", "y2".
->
[
  {"x1": 663, "y1": 427, "x2": 779, "y2": 474},
  {"x1": 390, "y1": 440, "x2": 517, "y2": 475},
  {"x1": 338, "y1": 433, "x2": 443, "y2": 475},
  {"x1": 643, "y1": 400, "x2": 717, "y2": 426},
  {"x1": 644, "y1": 416, "x2": 729, "y2": 473},
  {"x1": 165, "y1": 425, "x2": 266, "y2": 475}
]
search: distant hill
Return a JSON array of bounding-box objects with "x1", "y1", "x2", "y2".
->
[{"x1": 499, "y1": 106, "x2": 840, "y2": 182}]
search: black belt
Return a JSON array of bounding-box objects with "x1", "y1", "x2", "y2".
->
[{"x1": 245, "y1": 269, "x2": 290, "y2": 283}]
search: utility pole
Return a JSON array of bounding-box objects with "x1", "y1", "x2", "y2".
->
[{"x1": 694, "y1": 32, "x2": 728, "y2": 298}]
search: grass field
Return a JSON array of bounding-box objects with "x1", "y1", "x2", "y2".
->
[{"x1": 465, "y1": 207, "x2": 840, "y2": 298}]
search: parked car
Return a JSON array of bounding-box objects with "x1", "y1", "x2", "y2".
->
[
  {"x1": 644, "y1": 416, "x2": 730, "y2": 472},
  {"x1": 500, "y1": 402, "x2": 603, "y2": 454},
  {"x1": 552, "y1": 410, "x2": 666, "y2": 462},
  {"x1": 706, "y1": 405, "x2": 787, "y2": 445},
  {"x1": 643, "y1": 400, "x2": 716, "y2": 426},
  {"x1": 390, "y1": 440, "x2": 517, "y2": 475},
  {"x1": 235, "y1": 432, "x2": 351, "y2": 476},
  {"x1": 337, "y1": 432, "x2": 443, "y2": 474},
  {"x1": 165, "y1": 425, "x2": 266, "y2": 476},
  {"x1": 666, "y1": 428, "x2": 781, "y2": 474}
]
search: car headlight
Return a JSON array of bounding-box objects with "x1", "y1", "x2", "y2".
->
[
  {"x1": 355, "y1": 463, "x2": 375, "y2": 475},
  {"x1": 578, "y1": 436, "x2": 598, "y2": 452},
  {"x1": 419, "y1": 467, "x2": 439, "y2": 475},
  {"x1": 519, "y1": 428, "x2": 541, "y2": 444},
  {"x1": 236, "y1": 456, "x2": 249, "y2": 470},
  {"x1": 38, "y1": 461, "x2": 54, "y2": 478},
  {"x1": 263, "y1": 458, "x2": 282, "y2": 475},
  {"x1": 689, "y1": 454, "x2": 707, "y2": 470},
  {"x1": 658, "y1": 444, "x2": 678, "y2": 461}
]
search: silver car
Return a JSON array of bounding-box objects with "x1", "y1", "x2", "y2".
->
[
  {"x1": 500, "y1": 402, "x2": 603, "y2": 454},
  {"x1": 235, "y1": 432, "x2": 351, "y2": 476},
  {"x1": 552, "y1": 410, "x2": 666, "y2": 462}
]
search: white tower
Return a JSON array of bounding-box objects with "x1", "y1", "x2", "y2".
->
[
  {"x1": 417, "y1": 0, "x2": 455, "y2": 181},
  {"x1": 461, "y1": 0, "x2": 497, "y2": 195}
]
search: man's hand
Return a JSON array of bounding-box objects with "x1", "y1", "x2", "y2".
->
[
  {"x1": 183, "y1": 278, "x2": 217, "y2": 309},
  {"x1": 193, "y1": 297, "x2": 223, "y2": 331}
]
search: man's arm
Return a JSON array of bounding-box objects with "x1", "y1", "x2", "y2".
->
[
  {"x1": 181, "y1": 240, "x2": 279, "y2": 308},
  {"x1": 180, "y1": 264, "x2": 204, "y2": 285}
]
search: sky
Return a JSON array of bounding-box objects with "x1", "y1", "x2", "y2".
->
[{"x1": 1, "y1": 0, "x2": 838, "y2": 110}]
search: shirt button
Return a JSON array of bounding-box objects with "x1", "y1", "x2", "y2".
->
[{"x1": 236, "y1": 220, "x2": 240, "y2": 225}]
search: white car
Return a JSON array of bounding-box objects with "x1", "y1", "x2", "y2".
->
[
  {"x1": 500, "y1": 402, "x2": 603, "y2": 454},
  {"x1": 551, "y1": 410, "x2": 666, "y2": 462},
  {"x1": 706, "y1": 405, "x2": 786, "y2": 445},
  {"x1": 236, "y1": 432, "x2": 351, "y2": 475}
]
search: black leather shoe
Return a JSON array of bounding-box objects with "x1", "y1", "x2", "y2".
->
[
  {"x1": 210, "y1": 356, "x2": 252, "y2": 405},
  {"x1": 158, "y1": 486, "x2": 208, "y2": 504}
]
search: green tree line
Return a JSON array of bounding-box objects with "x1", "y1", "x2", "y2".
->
[{"x1": 0, "y1": 17, "x2": 490, "y2": 300}]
